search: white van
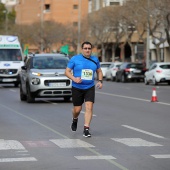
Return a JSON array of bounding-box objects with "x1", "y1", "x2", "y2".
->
[{"x1": 0, "y1": 35, "x2": 24, "y2": 87}]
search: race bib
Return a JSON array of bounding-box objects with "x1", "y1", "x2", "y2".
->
[{"x1": 81, "y1": 69, "x2": 93, "y2": 80}]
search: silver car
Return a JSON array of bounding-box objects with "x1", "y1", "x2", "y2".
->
[{"x1": 20, "y1": 53, "x2": 72, "y2": 103}]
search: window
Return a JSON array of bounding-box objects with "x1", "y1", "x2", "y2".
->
[
  {"x1": 73, "y1": 22, "x2": 78, "y2": 27},
  {"x1": 73, "y1": 4, "x2": 78, "y2": 9},
  {"x1": 45, "y1": 4, "x2": 50, "y2": 12},
  {"x1": 95, "y1": 0, "x2": 100, "y2": 10},
  {"x1": 110, "y1": 2, "x2": 120, "y2": 6},
  {"x1": 160, "y1": 64, "x2": 170, "y2": 69},
  {"x1": 127, "y1": 25, "x2": 136, "y2": 32}
]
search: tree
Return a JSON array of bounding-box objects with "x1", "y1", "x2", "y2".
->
[
  {"x1": 0, "y1": 3, "x2": 6, "y2": 33},
  {"x1": 88, "y1": 7, "x2": 123, "y2": 62}
]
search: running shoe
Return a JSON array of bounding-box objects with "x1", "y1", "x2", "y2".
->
[
  {"x1": 83, "y1": 128, "x2": 91, "y2": 137},
  {"x1": 71, "y1": 118, "x2": 78, "y2": 131}
]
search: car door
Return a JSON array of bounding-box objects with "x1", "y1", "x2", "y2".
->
[
  {"x1": 148, "y1": 64, "x2": 157, "y2": 81},
  {"x1": 109, "y1": 64, "x2": 114, "y2": 77},
  {"x1": 113, "y1": 63, "x2": 122, "y2": 76},
  {"x1": 20, "y1": 58, "x2": 31, "y2": 94},
  {"x1": 117, "y1": 63, "x2": 126, "y2": 80}
]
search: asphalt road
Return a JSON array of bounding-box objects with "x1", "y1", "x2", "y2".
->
[{"x1": 0, "y1": 81, "x2": 170, "y2": 170}]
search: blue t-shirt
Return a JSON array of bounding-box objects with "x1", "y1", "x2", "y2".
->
[{"x1": 67, "y1": 54, "x2": 100, "y2": 89}]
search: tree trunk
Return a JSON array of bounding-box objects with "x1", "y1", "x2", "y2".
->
[
  {"x1": 111, "y1": 45, "x2": 115, "y2": 62},
  {"x1": 155, "y1": 45, "x2": 161, "y2": 62},
  {"x1": 129, "y1": 42, "x2": 136, "y2": 62},
  {"x1": 101, "y1": 43, "x2": 105, "y2": 62}
]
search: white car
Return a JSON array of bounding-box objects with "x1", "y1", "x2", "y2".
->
[
  {"x1": 144, "y1": 62, "x2": 170, "y2": 85},
  {"x1": 94, "y1": 62, "x2": 113, "y2": 79},
  {"x1": 105, "y1": 62, "x2": 122, "y2": 81},
  {"x1": 100, "y1": 62, "x2": 114, "y2": 78}
]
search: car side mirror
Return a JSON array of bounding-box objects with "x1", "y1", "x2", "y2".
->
[{"x1": 21, "y1": 66, "x2": 27, "y2": 70}]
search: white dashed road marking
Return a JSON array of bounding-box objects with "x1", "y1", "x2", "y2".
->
[
  {"x1": 75, "y1": 155, "x2": 116, "y2": 160},
  {"x1": 81, "y1": 111, "x2": 96, "y2": 117},
  {"x1": 0, "y1": 139, "x2": 25, "y2": 150},
  {"x1": 0, "y1": 157, "x2": 37, "y2": 163},
  {"x1": 151, "y1": 155, "x2": 170, "y2": 159},
  {"x1": 122, "y1": 125, "x2": 165, "y2": 139},
  {"x1": 0, "y1": 140, "x2": 36, "y2": 163},
  {"x1": 50, "y1": 139, "x2": 95, "y2": 148},
  {"x1": 9, "y1": 89, "x2": 16, "y2": 92},
  {"x1": 111, "y1": 138, "x2": 162, "y2": 147}
]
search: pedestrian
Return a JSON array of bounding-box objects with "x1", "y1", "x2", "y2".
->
[{"x1": 65, "y1": 41, "x2": 103, "y2": 137}]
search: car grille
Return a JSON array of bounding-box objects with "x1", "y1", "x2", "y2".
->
[
  {"x1": 44, "y1": 79, "x2": 71, "y2": 86},
  {"x1": 38, "y1": 89, "x2": 72, "y2": 96},
  {"x1": 43, "y1": 90, "x2": 72, "y2": 95},
  {"x1": 42, "y1": 73, "x2": 65, "y2": 77},
  {"x1": 133, "y1": 73, "x2": 143, "y2": 75},
  {"x1": 0, "y1": 69, "x2": 18, "y2": 75}
]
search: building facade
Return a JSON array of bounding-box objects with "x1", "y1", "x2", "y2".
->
[
  {"x1": 15, "y1": 0, "x2": 88, "y2": 26},
  {"x1": 1, "y1": 0, "x2": 18, "y2": 5},
  {"x1": 89, "y1": 0, "x2": 125, "y2": 13}
]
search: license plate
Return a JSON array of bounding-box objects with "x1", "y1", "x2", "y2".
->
[
  {"x1": 2, "y1": 78, "x2": 17, "y2": 82},
  {"x1": 133, "y1": 70, "x2": 141, "y2": 73},
  {"x1": 49, "y1": 82, "x2": 66, "y2": 87}
]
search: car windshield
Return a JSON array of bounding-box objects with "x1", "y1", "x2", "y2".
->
[
  {"x1": 32, "y1": 56, "x2": 68, "y2": 69},
  {"x1": 0, "y1": 49, "x2": 22, "y2": 61},
  {"x1": 101, "y1": 64, "x2": 111, "y2": 68},
  {"x1": 127, "y1": 64, "x2": 143, "y2": 69}
]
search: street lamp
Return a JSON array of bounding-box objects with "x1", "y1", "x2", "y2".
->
[
  {"x1": 146, "y1": 0, "x2": 150, "y2": 69},
  {"x1": 40, "y1": 0, "x2": 44, "y2": 52},
  {"x1": 77, "y1": 0, "x2": 82, "y2": 54}
]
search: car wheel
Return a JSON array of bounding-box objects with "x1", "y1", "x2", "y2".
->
[
  {"x1": 14, "y1": 82, "x2": 19, "y2": 87},
  {"x1": 153, "y1": 77, "x2": 158, "y2": 85},
  {"x1": 105, "y1": 75, "x2": 109, "y2": 81},
  {"x1": 168, "y1": 82, "x2": 170, "y2": 85},
  {"x1": 26, "y1": 84, "x2": 35, "y2": 103},
  {"x1": 111, "y1": 75, "x2": 115, "y2": 81},
  {"x1": 115, "y1": 75, "x2": 119, "y2": 82},
  {"x1": 64, "y1": 96, "x2": 71, "y2": 102},
  {"x1": 121, "y1": 75, "x2": 126, "y2": 83},
  {"x1": 20, "y1": 84, "x2": 27, "y2": 101},
  {"x1": 144, "y1": 77, "x2": 149, "y2": 85}
]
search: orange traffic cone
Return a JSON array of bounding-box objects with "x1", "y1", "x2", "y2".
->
[{"x1": 151, "y1": 88, "x2": 158, "y2": 102}]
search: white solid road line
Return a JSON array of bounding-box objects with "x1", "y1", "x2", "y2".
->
[
  {"x1": 122, "y1": 125, "x2": 165, "y2": 139},
  {"x1": 96, "y1": 91, "x2": 170, "y2": 106}
]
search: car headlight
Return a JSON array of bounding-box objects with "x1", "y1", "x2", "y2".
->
[{"x1": 32, "y1": 72, "x2": 42, "y2": 76}]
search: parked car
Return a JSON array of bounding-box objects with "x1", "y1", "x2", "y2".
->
[
  {"x1": 144, "y1": 62, "x2": 170, "y2": 85},
  {"x1": 94, "y1": 62, "x2": 113, "y2": 79},
  {"x1": 19, "y1": 53, "x2": 72, "y2": 103},
  {"x1": 115, "y1": 62, "x2": 146, "y2": 83},
  {"x1": 105, "y1": 62, "x2": 122, "y2": 81},
  {"x1": 100, "y1": 62, "x2": 114, "y2": 78}
]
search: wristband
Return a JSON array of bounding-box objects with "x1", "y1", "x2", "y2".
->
[{"x1": 98, "y1": 80, "x2": 103, "y2": 83}]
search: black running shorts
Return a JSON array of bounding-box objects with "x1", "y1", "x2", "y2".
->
[{"x1": 71, "y1": 86, "x2": 95, "y2": 106}]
